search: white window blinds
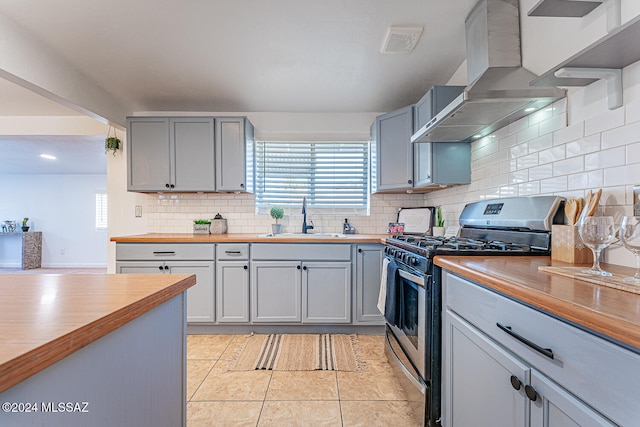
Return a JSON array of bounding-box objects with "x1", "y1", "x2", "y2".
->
[
  {"x1": 255, "y1": 141, "x2": 369, "y2": 214},
  {"x1": 95, "y1": 193, "x2": 108, "y2": 230}
]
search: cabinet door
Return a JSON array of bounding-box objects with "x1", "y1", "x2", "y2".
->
[
  {"x1": 443, "y1": 310, "x2": 529, "y2": 427},
  {"x1": 215, "y1": 117, "x2": 251, "y2": 192},
  {"x1": 171, "y1": 117, "x2": 215, "y2": 192},
  {"x1": 431, "y1": 142, "x2": 471, "y2": 185},
  {"x1": 251, "y1": 261, "x2": 301, "y2": 323},
  {"x1": 413, "y1": 143, "x2": 433, "y2": 187},
  {"x1": 374, "y1": 105, "x2": 414, "y2": 192},
  {"x1": 116, "y1": 261, "x2": 215, "y2": 323},
  {"x1": 530, "y1": 371, "x2": 617, "y2": 427},
  {"x1": 302, "y1": 262, "x2": 351, "y2": 324},
  {"x1": 216, "y1": 261, "x2": 250, "y2": 323},
  {"x1": 127, "y1": 117, "x2": 170, "y2": 191},
  {"x1": 167, "y1": 262, "x2": 215, "y2": 323},
  {"x1": 354, "y1": 244, "x2": 384, "y2": 324}
]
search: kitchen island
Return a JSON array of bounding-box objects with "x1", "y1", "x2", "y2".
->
[
  {"x1": 0, "y1": 273, "x2": 195, "y2": 427},
  {"x1": 436, "y1": 256, "x2": 640, "y2": 426}
]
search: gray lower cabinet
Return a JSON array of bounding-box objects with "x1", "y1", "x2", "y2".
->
[
  {"x1": 127, "y1": 117, "x2": 215, "y2": 192},
  {"x1": 216, "y1": 261, "x2": 250, "y2": 323},
  {"x1": 117, "y1": 261, "x2": 215, "y2": 323},
  {"x1": 443, "y1": 270, "x2": 631, "y2": 427},
  {"x1": 115, "y1": 243, "x2": 216, "y2": 323},
  {"x1": 303, "y1": 262, "x2": 351, "y2": 323},
  {"x1": 251, "y1": 261, "x2": 302, "y2": 323},
  {"x1": 354, "y1": 244, "x2": 384, "y2": 324}
]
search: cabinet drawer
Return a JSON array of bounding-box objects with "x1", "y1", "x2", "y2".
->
[
  {"x1": 217, "y1": 244, "x2": 249, "y2": 260},
  {"x1": 444, "y1": 270, "x2": 640, "y2": 427},
  {"x1": 251, "y1": 244, "x2": 350, "y2": 261},
  {"x1": 116, "y1": 243, "x2": 215, "y2": 261}
]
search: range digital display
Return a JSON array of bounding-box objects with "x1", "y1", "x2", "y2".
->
[{"x1": 483, "y1": 203, "x2": 504, "y2": 215}]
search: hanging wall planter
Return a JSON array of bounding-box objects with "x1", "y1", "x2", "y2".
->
[{"x1": 105, "y1": 126, "x2": 121, "y2": 156}]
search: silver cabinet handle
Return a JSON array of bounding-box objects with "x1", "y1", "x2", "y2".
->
[{"x1": 153, "y1": 251, "x2": 175, "y2": 256}]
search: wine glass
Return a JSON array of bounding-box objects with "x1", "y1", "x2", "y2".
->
[
  {"x1": 620, "y1": 216, "x2": 640, "y2": 283},
  {"x1": 577, "y1": 216, "x2": 616, "y2": 276}
]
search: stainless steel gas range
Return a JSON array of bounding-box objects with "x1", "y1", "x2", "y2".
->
[{"x1": 382, "y1": 196, "x2": 565, "y2": 427}]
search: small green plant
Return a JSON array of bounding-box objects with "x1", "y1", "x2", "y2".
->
[
  {"x1": 193, "y1": 219, "x2": 211, "y2": 224},
  {"x1": 22, "y1": 217, "x2": 29, "y2": 227},
  {"x1": 105, "y1": 127, "x2": 121, "y2": 156},
  {"x1": 435, "y1": 207, "x2": 445, "y2": 227},
  {"x1": 270, "y1": 206, "x2": 284, "y2": 224}
]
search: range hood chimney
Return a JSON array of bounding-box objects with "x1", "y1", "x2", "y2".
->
[{"x1": 411, "y1": 0, "x2": 566, "y2": 143}]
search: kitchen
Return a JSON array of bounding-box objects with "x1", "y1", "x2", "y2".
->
[{"x1": 1, "y1": 0, "x2": 640, "y2": 426}]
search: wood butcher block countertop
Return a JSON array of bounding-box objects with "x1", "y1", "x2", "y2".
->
[
  {"x1": 0, "y1": 273, "x2": 196, "y2": 393},
  {"x1": 435, "y1": 256, "x2": 640, "y2": 352},
  {"x1": 110, "y1": 232, "x2": 387, "y2": 243}
]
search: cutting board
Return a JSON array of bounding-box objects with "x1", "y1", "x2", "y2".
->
[{"x1": 397, "y1": 207, "x2": 434, "y2": 235}]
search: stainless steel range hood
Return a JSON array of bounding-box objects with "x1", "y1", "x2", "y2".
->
[{"x1": 411, "y1": 0, "x2": 566, "y2": 143}]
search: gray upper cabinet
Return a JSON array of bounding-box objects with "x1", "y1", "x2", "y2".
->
[
  {"x1": 127, "y1": 117, "x2": 215, "y2": 192},
  {"x1": 127, "y1": 117, "x2": 171, "y2": 192},
  {"x1": 413, "y1": 86, "x2": 470, "y2": 188},
  {"x1": 372, "y1": 105, "x2": 414, "y2": 192},
  {"x1": 215, "y1": 117, "x2": 254, "y2": 192}
]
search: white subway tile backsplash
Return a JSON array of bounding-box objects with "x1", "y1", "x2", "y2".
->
[
  {"x1": 584, "y1": 108, "x2": 625, "y2": 136},
  {"x1": 626, "y1": 102, "x2": 640, "y2": 124},
  {"x1": 604, "y1": 164, "x2": 637, "y2": 187},
  {"x1": 528, "y1": 108, "x2": 553, "y2": 126},
  {"x1": 509, "y1": 116, "x2": 530, "y2": 134},
  {"x1": 602, "y1": 120, "x2": 640, "y2": 149},
  {"x1": 565, "y1": 134, "x2": 601, "y2": 158},
  {"x1": 518, "y1": 181, "x2": 540, "y2": 195},
  {"x1": 517, "y1": 153, "x2": 539, "y2": 170},
  {"x1": 540, "y1": 176, "x2": 567, "y2": 194},
  {"x1": 628, "y1": 141, "x2": 640, "y2": 164},
  {"x1": 529, "y1": 164, "x2": 553, "y2": 181},
  {"x1": 516, "y1": 125, "x2": 539, "y2": 144},
  {"x1": 538, "y1": 146, "x2": 566, "y2": 164},
  {"x1": 498, "y1": 134, "x2": 517, "y2": 151},
  {"x1": 539, "y1": 114, "x2": 566, "y2": 136},
  {"x1": 585, "y1": 146, "x2": 626, "y2": 170},
  {"x1": 553, "y1": 122, "x2": 584, "y2": 146},
  {"x1": 528, "y1": 134, "x2": 553, "y2": 153},
  {"x1": 510, "y1": 143, "x2": 528, "y2": 159},
  {"x1": 553, "y1": 156, "x2": 584, "y2": 175}
]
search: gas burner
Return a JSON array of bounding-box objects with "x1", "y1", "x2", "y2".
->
[{"x1": 484, "y1": 241, "x2": 531, "y2": 252}]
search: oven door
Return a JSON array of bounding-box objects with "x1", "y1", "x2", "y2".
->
[{"x1": 386, "y1": 267, "x2": 427, "y2": 379}]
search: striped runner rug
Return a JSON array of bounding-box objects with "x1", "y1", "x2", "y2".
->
[{"x1": 230, "y1": 334, "x2": 364, "y2": 372}]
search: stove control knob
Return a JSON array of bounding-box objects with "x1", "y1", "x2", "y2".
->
[{"x1": 410, "y1": 257, "x2": 419, "y2": 266}]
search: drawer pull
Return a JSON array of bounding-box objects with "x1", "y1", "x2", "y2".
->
[
  {"x1": 509, "y1": 375, "x2": 522, "y2": 391},
  {"x1": 153, "y1": 251, "x2": 176, "y2": 256},
  {"x1": 225, "y1": 251, "x2": 242, "y2": 255},
  {"x1": 496, "y1": 323, "x2": 554, "y2": 360}
]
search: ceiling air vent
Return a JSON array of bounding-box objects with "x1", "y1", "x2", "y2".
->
[{"x1": 380, "y1": 26, "x2": 423, "y2": 54}]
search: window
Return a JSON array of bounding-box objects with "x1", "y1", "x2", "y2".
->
[
  {"x1": 255, "y1": 141, "x2": 369, "y2": 214},
  {"x1": 95, "y1": 193, "x2": 108, "y2": 230}
]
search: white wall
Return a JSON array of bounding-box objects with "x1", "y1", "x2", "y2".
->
[{"x1": 0, "y1": 174, "x2": 108, "y2": 267}]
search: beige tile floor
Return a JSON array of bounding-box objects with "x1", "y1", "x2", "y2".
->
[{"x1": 187, "y1": 334, "x2": 419, "y2": 426}]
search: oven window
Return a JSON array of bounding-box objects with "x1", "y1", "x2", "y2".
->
[{"x1": 400, "y1": 277, "x2": 420, "y2": 352}]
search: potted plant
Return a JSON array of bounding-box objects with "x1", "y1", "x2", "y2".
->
[
  {"x1": 193, "y1": 219, "x2": 211, "y2": 234},
  {"x1": 105, "y1": 127, "x2": 121, "y2": 156},
  {"x1": 433, "y1": 207, "x2": 445, "y2": 237},
  {"x1": 270, "y1": 206, "x2": 284, "y2": 234},
  {"x1": 21, "y1": 217, "x2": 30, "y2": 232}
]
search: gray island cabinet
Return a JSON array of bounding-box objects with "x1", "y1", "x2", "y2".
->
[{"x1": 442, "y1": 270, "x2": 639, "y2": 427}]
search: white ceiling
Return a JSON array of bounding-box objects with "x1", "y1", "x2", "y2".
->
[{"x1": 0, "y1": 0, "x2": 479, "y2": 174}]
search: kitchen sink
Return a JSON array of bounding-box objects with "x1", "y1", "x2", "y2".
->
[{"x1": 257, "y1": 233, "x2": 347, "y2": 238}]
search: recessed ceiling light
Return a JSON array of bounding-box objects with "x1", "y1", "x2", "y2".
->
[
  {"x1": 380, "y1": 26, "x2": 423, "y2": 54},
  {"x1": 473, "y1": 134, "x2": 483, "y2": 139},
  {"x1": 40, "y1": 154, "x2": 57, "y2": 160},
  {"x1": 524, "y1": 107, "x2": 537, "y2": 112}
]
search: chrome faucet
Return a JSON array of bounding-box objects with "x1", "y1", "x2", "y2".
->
[{"x1": 301, "y1": 197, "x2": 314, "y2": 233}]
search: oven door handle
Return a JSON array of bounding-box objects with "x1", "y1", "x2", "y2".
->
[{"x1": 398, "y1": 269, "x2": 425, "y2": 287}]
